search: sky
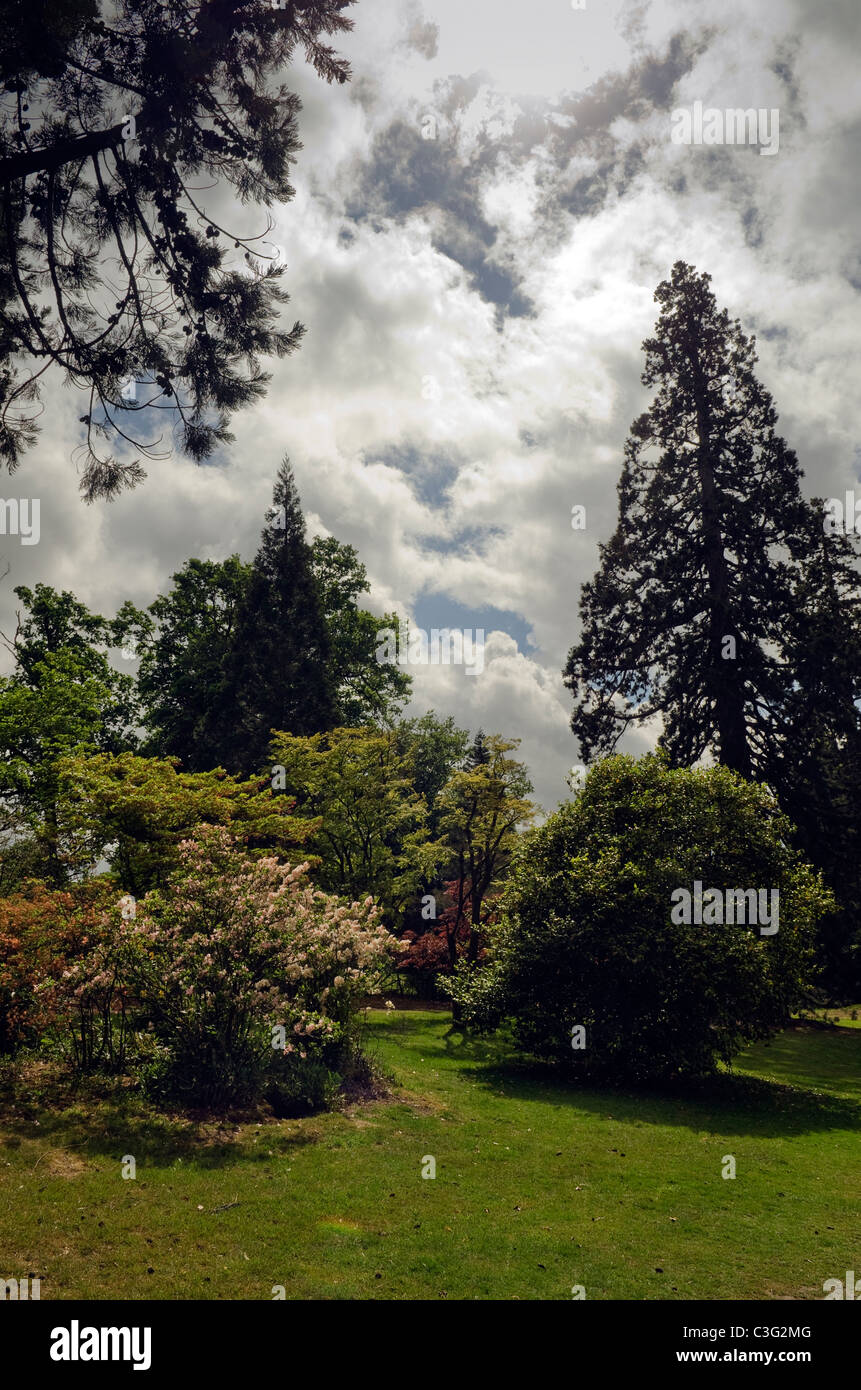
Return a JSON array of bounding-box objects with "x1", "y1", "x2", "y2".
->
[{"x1": 2, "y1": 0, "x2": 860, "y2": 811}]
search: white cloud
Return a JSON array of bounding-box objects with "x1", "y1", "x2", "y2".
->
[{"x1": 4, "y1": 0, "x2": 861, "y2": 812}]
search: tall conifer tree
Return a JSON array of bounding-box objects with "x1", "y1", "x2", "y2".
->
[
  {"x1": 219, "y1": 459, "x2": 335, "y2": 773},
  {"x1": 564, "y1": 261, "x2": 816, "y2": 778},
  {"x1": 765, "y1": 510, "x2": 861, "y2": 987},
  {"x1": 564, "y1": 261, "x2": 861, "y2": 986}
]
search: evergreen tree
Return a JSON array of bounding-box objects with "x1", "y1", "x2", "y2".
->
[
  {"x1": 564, "y1": 261, "x2": 816, "y2": 779},
  {"x1": 219, "y1": 459, "x2": 335, "y2": 773},
  {"x1": 465, "y1": 728, "x2": 491, "y2": 768},
  {"x1": 564, "y1": 261, "x2": 861, "y2": 989},
  {"x1": 765, "y1": 510, "x2": 861, "y2": 989},
  {"x1": 309, "y1": 535, "x2": 411, "y2": 725},
  {"x1": 133, "y1": 516, "x2": 409, "y2": 771},
  {"x1": 0, "y1": 0, "x2": 354, "y2": 497},
  {"x1": 136, "y1": 557, "x2": 251, "y2": 770}
]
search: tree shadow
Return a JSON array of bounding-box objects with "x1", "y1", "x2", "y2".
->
[
  {"x1": 429, "y1": 1019, "x2": 861, "y2": 1139},
  {"x1": 0, "y1": 1072, "x2": 327, "y2": 1169},
  {"x1": 465, "y1": 1062, "x2": 860, "y2": 1138}
]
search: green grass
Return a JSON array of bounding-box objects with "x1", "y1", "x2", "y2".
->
[
  {"x1": 801, "y1": 1003, "x2": 861, "y2": 1031},
  {"x1": 0, "y1": 1012, "x2": 858, "y2": 1300}
]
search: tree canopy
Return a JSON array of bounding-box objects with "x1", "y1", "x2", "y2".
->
[
  {"x1": 0, "y1": 0, "x2": 354, "y2": 498},
  {"x1": 563, "y1": 261, "x2": 861, "y2": 780}
]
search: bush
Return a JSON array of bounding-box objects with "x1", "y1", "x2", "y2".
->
[
  {"x1": 123, "y1": 826, "x2": 396, "y2": 1107},
  {"x1": 265, "y1": 1052, "x2": 341, "y2": 1117},
  {"x1": 446, "y1": 754, "x2": 832, "y2": 1083},
  {"x1": 0, "y1": 881, "x2": 116, "y2": 1060},
  {"x1": 0, "y1": 888, "x2": 52, "y2": 1056}
]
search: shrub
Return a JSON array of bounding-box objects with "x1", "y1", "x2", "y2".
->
[
  {"x1": 123, "y1": 826, "x2": 396, "y2": 1107},
  {"x1": 46, "y1": 914, "x2": 135, "y2": 1074},
  {"x1": 446, "y1": 754, "x2": 832, "y2": 1083},
  {"x1": 0, "y1": 888, "x2": 51, "y2": 1055},
  {"x1": 0, "y1": 880, "x2": 116, "y2": 1059},
  {"x1": 265, "y1": 1053, "x2": 341, "y2": 1117},
  {"x1": 398, "y1": 880, "x2": 494, "y2": 997}
]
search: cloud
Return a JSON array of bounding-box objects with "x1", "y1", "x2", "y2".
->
[
  {"x1": 4, "y1": 0, "x2": 861, "y2": 813},
  {"x1": 400, "y1": 1, "x2": 440, "y2": 60}
]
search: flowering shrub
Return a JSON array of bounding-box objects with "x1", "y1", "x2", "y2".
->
[
  {"x1": 399, "y1": 880, "x2": 493, "y2": 995},
  {"x1": 0, "y1": 881, "x2": 115, "y2": 1059},
  {"x1": 123, "y1": 826, "x2": 396, "y2": 1106},
  {"x1": 44, "y1": 910, "x2": 133, "y2": 1074}
]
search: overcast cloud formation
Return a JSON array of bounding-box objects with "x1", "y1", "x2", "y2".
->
[{"x1": 2, "y1": 0, "x2": 860, "y2": 810}]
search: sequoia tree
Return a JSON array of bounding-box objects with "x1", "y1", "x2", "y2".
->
[{"x1": 564, "y1": 261, "x2": 824, "y2": 779}]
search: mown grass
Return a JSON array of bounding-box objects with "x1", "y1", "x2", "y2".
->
[
  {"x1": 800, "y1": 1003, "x2": 861, "y2": 1031},
  {"x1": 0, "y1": 1011, "x2": 857, "y2": 1300}
]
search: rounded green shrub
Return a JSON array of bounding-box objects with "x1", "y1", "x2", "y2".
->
[{"x1": 447, "y1": 754, "x2": 832, "y2": 1082}]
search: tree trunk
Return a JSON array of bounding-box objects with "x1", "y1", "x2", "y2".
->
[{"x1": 692, "y1": 371, "x2": 752, "y2": 778}]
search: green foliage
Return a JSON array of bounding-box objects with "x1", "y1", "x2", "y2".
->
[
  {"x1": 270, "y1": 727, "x2": 437, "y2": 929},
  {"x1": 448, "y1": 754, "x2": 831, "y2": 1082},
  {"x1": 217, "y1": 460, "x2": 336, "y2": 772},
  {"x1": 56, "y1": 752, "x2": 318, "y2": 895},
  {"x1": 0, "y1": 584, "x2": 140, "y2": 881},
  {"x1": 0, "y1": 0, "x2": 354, "y2": 494},
  {"x1": 135, "y1": 557, "x2": 250, "y2": 770},
  {"x1": 133, "y1": 507, "x2": 410, "y2": 772},
  {"x1": 0, "y1": 583, "x2": 139, "y2": 752},
  {"x1": 394, "y1": 711, "x2": 470, "y2": 834},
  {"x1": 0, "y1": 651, "x2": 118, "y2": 810},
  {"x1": 563, "y1": 261, "x2": 850, "y2": 780},
  {"x1": 434, "y1": 732, "x2": 536, "y2": 967},
  {"x1": 0, "y1": 803, "x2": 43, "y2": 896},
  {"x1": 563, "y1": 260, "x2": 861, "y2": 993},
  {"x1": 310, "y1": 535, "x2": 411, "y2": 726},
  {"x1": 264, "y1": 1053, "x2": 342, "y2": 1118},
  {"x1": 762, "y1": 516, "x2": 861, "y2": 992}
]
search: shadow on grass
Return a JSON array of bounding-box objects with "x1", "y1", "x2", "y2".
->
[
  {"x1": 0, "y1": 1069, "x2": 328, "y2": 1169},
  {"x1": 4, "y1": 1018, "x2": 859, "y2": 1160},
  {"x1": 381, "y1": 1017, "x2": 861, "y2": 1140}
]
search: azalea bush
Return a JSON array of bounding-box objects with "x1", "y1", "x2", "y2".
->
[
  {"x1": 0, "y1": 881, "x2": 115, "y2": 1059},
  {"x1": 43, "y1": 894, "x2": 138, "y2": 1075},
  {"x1": 399, "y1": 879, "x2": 495, "y2": 997},
  {"x1": 446, "y1": 755, "x2": 832, "y2": 1083},
  {"x1": 121, "y1": 827, "x2": 397, "y2": 1107}
]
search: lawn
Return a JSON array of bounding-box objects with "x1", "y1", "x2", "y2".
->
[
  {"x1": 801, "y1": 1004, "x2": 861, "y2": 1031},
  {"x1": 0, "y1": 1011, "x2": 858, "y2": 1300}
]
